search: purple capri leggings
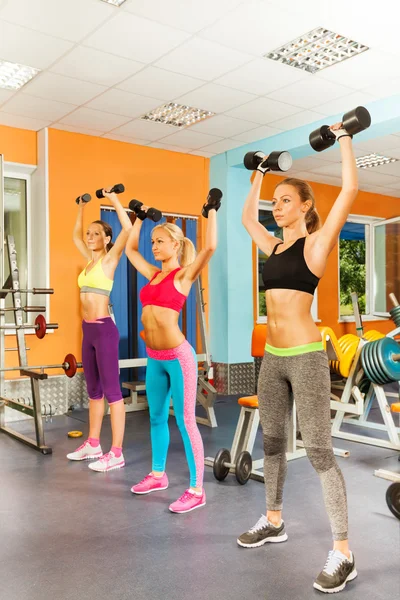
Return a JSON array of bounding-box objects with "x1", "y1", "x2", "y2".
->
[{"x1": 82, "y1": 317, "x2": 122, "y2": 404}]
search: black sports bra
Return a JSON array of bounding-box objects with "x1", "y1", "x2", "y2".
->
[{"x1": 262, "y1": 237, "x2": 319, "y2": 296}]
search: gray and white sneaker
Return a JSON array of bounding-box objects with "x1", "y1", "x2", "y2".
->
[
  {"x1": 237, "y1": 515, "x2": 288, "y2": 548},
  {"x1": 313, "y1": 550, "x2": 357, "y2": 594},
  {"x1": 67, "y1": 439, "x2": 103, "y2": 461}
]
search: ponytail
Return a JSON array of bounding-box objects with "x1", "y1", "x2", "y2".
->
[
  {"x1": 305, "y1": 207, "x2": 321, "y2": 234},
  {"x1": 181, "y1": 237, "x2": 196, "y2": 267}
]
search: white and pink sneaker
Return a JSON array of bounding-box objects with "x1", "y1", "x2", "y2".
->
[
  {"x1": 169, "y1": 489, "x2": 206, "y2": 514},
  {"x1": 66, "y1": 440, "x2": 103, "y2": 461},
  {"x1": 88, "y1": 450, "x2": 125, "y2": 472},
  {"x1": 131, "y1": 473, "x2": 169, "y2": 494}
]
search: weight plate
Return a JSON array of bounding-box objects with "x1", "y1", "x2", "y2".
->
[
  {"x1": 67, "y1": 431, "x2": 83, "y2": 438},
  {"x1": 64, "y1": 353, "x2": 78, "y2": 378},
  {"x1": 35, "y1": 314, "x2": 47, "y2": 339},
  {"x1": 213, "y1": 448, "x2": 231, "y2": 481},
  {"x1": 386, "y1": 482, "x2": 400, "y2": 520},
  {"x1": 235, "y1": 451, "x2": 252, "y2": 485}
]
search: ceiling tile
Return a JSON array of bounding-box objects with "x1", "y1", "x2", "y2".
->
[
  {"x1": 382, "y1": 147, "x2": 400, "y2": 160},
  {"x1": 272, "y1": 110, "x2": 326, "y2": 131},
  {"x1": 86, "y1": 89, "x2": 160, "y2": 118},
  {"x1": 102, "y1": 133, "x2": 150, "y2": 145},
  {"x1": 148, "y1": 142, "x2": 187, "y2": 154},
  {"x1": 52, "y1": 124, "x2": 102, "y2": 137},
  {"x1": 85, "y1": 12, "x2": 190, "y2": 63},
  {"x1": 362, "y1": 77, "x2": 400, "y2": 100},
  {"x1": 0, "y1": 0, "x2": 114, "y2": 42},
  {"x1": 189, "y1": 115, "x2": 256, "y2": 137},
  {"x1": 2, "y1": 94, "x2": 75, "y2": 121},
  {"x1": 0, "y1": 90, "x2": 16, "y2": 107},
  {"x1": 22, "y1": 72, "x2": 106, "y2": 105},
  {"x1": 117, "y1": 67, "x2": 204, "y2": 101},
  {"x1": 313, "y1": 91, "x2": 378, "y2": 117},
  {"x1": 199, "y1": 0, "x2": 321, "y2": 56},
  {"x1": 0, "y1": 19, "x2": 73, "y2": 70},
  {"x1": 317, "y1": 49, "x2": 397, "y2": 90},
  {"x1": 293, "y1": 171, "x2": 342, "y2": 187},
  {"x1": 0, "y1": 112, "x2": 51, "y2": 131},
  {"x1": 232, "y1": 125, "x2": 283, "y2": 144},
  {"x1": 311, "y1": 163, "x2": 345, "y2": 177},
  {"x1": 189, "y1": 150, "x2": 216, "y2": 158},
  {"x1": 155, "y1": 130, "x2": 223, "y2": 150},
  {"x1": 123, "y1": 0, "x2": 244, "y2": 34},
  {"x1": 215, "y1": 58, "x2": 310, "y2": 96},
  {"x1": 199, "y1": 139, "x2": 250, "y2": 154},
  {"x1": 155, "y1": 38, "x2": 253, "y2": 81},
  {"x1": 370, "y1": 161, "x2": 400, "y2": 177},
  {"x1": 384, "y1": 180, "x2": 400, "y2": 190},
  {"x1": 58, "y1": 108, "x2": 131, "y2": 133},
  {"x1": 357, "y1": 169, "x2": 400, "y2": 186},
  {"x1": 110, "y1": 119, "x2": 177, "y2": 141},
  {"x1": 268, "y1": 79, "x2": 353, "y2": 110},
  {"x1": 308, "y1": 145, "x2": 367, "y2": 163},
  {"x1": 175, "y1": 84, "x2": 257, "y2": 114},
  {"x1": 226, "y1": 97, "x2": 300, "y2": 125},
  {"x1": 51, "y1": 46, "x2": 144, "y2": 87},
  {"x1": 359, "y1": 185, "x2": 400, "y2": 197},
  {"x1": 354, "y1": 135, "x2": 400, "y2": 153},
  {"x1": 291, "y1": 157, "x2": 332, "y2": 172}
]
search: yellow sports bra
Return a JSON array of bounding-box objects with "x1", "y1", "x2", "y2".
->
[{"x1": 78, "y1": 259, "x2": 113, "y2": 297}]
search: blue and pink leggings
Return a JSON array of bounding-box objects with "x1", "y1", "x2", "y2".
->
[
  {"x1": 146, "y1": 340, "x2": 204, "y2": 488},
  {"x1": 82, "y1": 317, "x2": 123, "y2": 404}
]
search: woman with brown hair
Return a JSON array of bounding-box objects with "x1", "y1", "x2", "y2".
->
[{"x1": 239, "y1": 124, "x2": 358, "y2": 594}]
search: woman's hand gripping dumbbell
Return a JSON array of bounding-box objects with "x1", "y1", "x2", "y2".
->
[
  {"x1": 202, "y1": 188, "x2": 223, "y2": 218},
  {"x1": 309, "y1": 106, "x2": 371, "y2": 152},
  {"x1": 243, "y1": 150, "x2": 293, "y2": 175},
  {"x1": 129, "y1": 200, "x2": 162, "y2": 222}
]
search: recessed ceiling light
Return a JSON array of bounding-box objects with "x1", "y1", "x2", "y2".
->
[
  {"x1": 264, "y1": 26, "x2": 368, "y2": 74},
  {"x1": 141, "y1": 102, "x2": 215, "y2": 128},
  {"x1": 100, "y1": 0, "x2": 126, "y2": 6},
  {"x1": 0, "y1": 59, "x2": 40, "y2": 90},
  {"x1": 356, "y1": 153, "x2": 398, "y2": 169}
]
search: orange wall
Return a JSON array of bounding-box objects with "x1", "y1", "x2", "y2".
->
[
  {"x1": 0, "y1": 124, "x2": 37, "y2": 165},
  {"x1": 258, "y1": 173, "x2": 398, "y2": 338},
  {"x1": 3, "y1": 129, "x2": 209, "y2": 375}
]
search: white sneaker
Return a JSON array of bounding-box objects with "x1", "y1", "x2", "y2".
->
[
  {"x1": 88, "y1": 451, "x2": 125, "y2": 472},
  {"x1": 66, "y1": 440, "x2": 103, "y2": 461}
]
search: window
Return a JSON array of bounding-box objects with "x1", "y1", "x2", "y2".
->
[
  {"x1": 339, "y1": 221, "x2": 368, "y2": 317},
  {"x1": 256, "y1": 202, "x2": 318, "y2": 322},
  {"x1": 372, "y1": 217, "x2": 400, "y2": 316},
  {"x1": 3, "y1": 176, "x2": 28, "y2": 323}
]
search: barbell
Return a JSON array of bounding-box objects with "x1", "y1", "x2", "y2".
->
[
  {"x1": 0, "y1": 315, "x2": 58, "y2": 339},
  {"x1": 0, "y1": 287, "x2": 54, "y2": 295},
  {"x1": 0, "y1": 353, "x2": 81, "y2": 378},
  {"x1": 0, "y1": 306, "x2": 46, "y2": 314}
]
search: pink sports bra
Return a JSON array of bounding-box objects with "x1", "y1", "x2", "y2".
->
[{"x1": 139, "y1": 267, "x2": 187, "y2": 313}]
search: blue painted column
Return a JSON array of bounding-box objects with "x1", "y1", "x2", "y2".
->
[{"x1": 209, "y1": 155, "x2": 254, "y2": 365}]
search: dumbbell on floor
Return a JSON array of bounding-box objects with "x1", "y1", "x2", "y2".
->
[
  {"x1": 213, "y1": 447, "x2": 252, "y2": 485},
  {"x1": 96, "y1": 184, "x2": 125, "y2": 199},
  {"x1": 75, "y1": 194, "x2": 91, "y2": 205},
  {"x1": 129, "y1": 199, "x2": 162, "y2": 223},
  {"x1": 309, "y1": 106, "x2": 371, "y2": 152},
  {"x1": 244, "y1": 150, "x2": 293, "y2": 172}
]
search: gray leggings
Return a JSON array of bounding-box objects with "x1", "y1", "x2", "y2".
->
[{"x1": 258, "y1": 349, "x2": 348, "y2": 541}]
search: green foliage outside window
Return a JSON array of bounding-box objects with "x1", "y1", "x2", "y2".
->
[{"x1": 339, "y1": 239, "x2": 366, "y2": 315}]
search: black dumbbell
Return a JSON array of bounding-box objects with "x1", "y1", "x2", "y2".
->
[
  {"x1": 96, "y1": 184, "x2": 125, "y2": 199},
  {"x1": 202, "y1": 188, "x2": 223, "y2": 218},
  {"x1": 309, "y1": 106, "x2": 371, "y2": 152},
  {"x1": 243, "y1": 150, "x2": 293, "y2": 172},
  {"x1": 129, "y1": 199, "x2": 162, "y2": 223},
  {"x1": 75, "y1": 193, "x2": 91, "y2": 205}
]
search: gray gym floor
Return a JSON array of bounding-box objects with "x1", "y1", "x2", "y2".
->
[{"x1": 1, "y1": 398, "x2": 399, "y2": 600}]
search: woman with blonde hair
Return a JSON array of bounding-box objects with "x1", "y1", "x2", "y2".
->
[{"x1": 126, "y1": 192, "x2": 220, "y2": 513}]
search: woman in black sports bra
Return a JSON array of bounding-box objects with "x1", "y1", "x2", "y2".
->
[{"x1": 238, "y1": 124, "x2": 359, "y2": 595}]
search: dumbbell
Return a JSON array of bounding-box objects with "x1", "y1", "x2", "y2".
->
[
  {"x1": 75, "y1": 193, "x2": 91, "y2": 205},
  {"x1": 96, "y1": 184, "x2": 125, "y2": 199},
  {"x1": 243, "y1": 150, "x2": 293, "y2": 172},
  {"x1": 309, "y1": 106, "x2": 371, "y2": 152},
  {"x1": 129, "y1": 199, "x2": 162, "y2": 223},
  {"x1": 202, "y1": 188, "x2": 223, "y2": 218}
]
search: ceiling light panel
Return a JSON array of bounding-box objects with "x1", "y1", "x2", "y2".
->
[
  {"x1": 0, "y1": 60, "x2": 40, "y2": 90},
  {"x1": 356, "y1": 153, "x2": 399, "y2": 169},
  {"x1": 141, "y1": 102, "x2": 214, "y2": 128},
  {"x1": 100, "y1": 0, "x2": 126, "y2": 6},
  {"x1": 264, "y1": 27, "x2": 369, "y2": 74}
]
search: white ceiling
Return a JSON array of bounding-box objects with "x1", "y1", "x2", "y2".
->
[{"x1": 0, "y1": 0, "x2": 399, "y2": 195}]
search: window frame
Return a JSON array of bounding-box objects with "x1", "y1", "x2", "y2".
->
[
  {"x1": 338, "y1": 214, "x2": 386, "y2": 323},
  {"x1": 371, "y1": 215, "x2": 400, "y2": 318}
]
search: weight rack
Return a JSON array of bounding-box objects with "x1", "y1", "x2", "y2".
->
[{"x1": 0, "y1": 235, "x2": 52, "y2": 454}]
